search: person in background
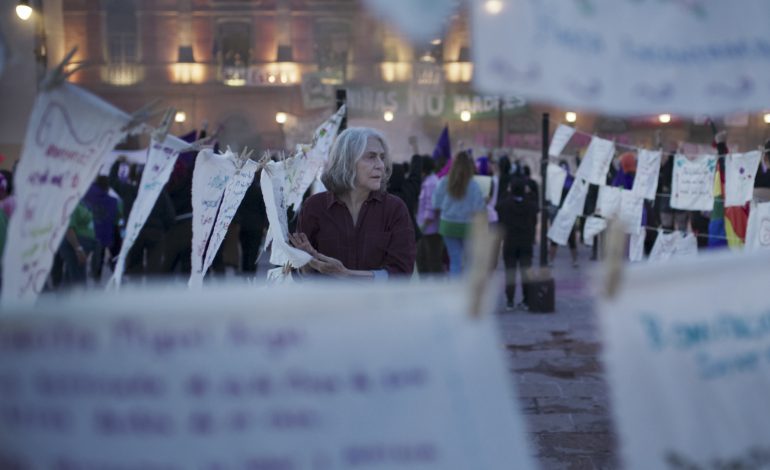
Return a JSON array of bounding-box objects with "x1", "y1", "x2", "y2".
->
[
  {"x1": 82, "y1": 176, "x2": 119, "y2": 281},
  {"x1": 496, "y1": 180, "x2": 538, "y2": 311},
  {"x1": 753, "y1": 139, "x2": 770, "y2": 203},
  {"x1": 292, "y1": 127, "x2": 415, "y2": 279},
  {"x1": 415, "y1": 157, "x2": 444, "y2": 275},
  {"x1": 387, "y1": 156, "x2": 422, "y2": 243},
  {"x1": 432, "y1": 151, "x2": 486, "y2": 276},
  {"x1": 235, "y1": 175, "x2": 268, "y2": 275},
  {"x1": 57, "y1": 201, "x2": 98, "y2": 286},
  {"x1": 0, "y1": 169, "x2": 15, "y2": 218}
]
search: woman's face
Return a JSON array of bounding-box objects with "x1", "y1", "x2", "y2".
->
[{"x1": 354, "y1": 137, "x2": 386, "y2": 192}]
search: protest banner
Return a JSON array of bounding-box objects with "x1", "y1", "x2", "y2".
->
[
  {"x1": 597, "y1": 186, "x2": 621, "y2": 218},
  {"x1": 673, "y1": 233, "x2": 698, "y2": 259},
  {"x1": 189, "y1": 158, "x2": 258, "y2": 288},
  {"x1": 261, "y1": 158, "x2": 314, "y2": 282},
  {"x1": 111, "y1": 135, "x2": 189, "y2": 287},
  {"x1": 599, "y1": 250, "x2": 770, "y2": 469},
  {"x1": 744, "y1": 201, "x2": 770, "y2": 251},
  {"x1": 547, "y1": 178, "x2": 588, "y2": 245},
  {"x1": 189, "y1": 149, "x2": 238, "y2": 287},
  {"x1": 632, "y1": 149, "x2": 661, "y2": 201},
  {"x1": 283, "y1": 106, "x2": 345, "y2": 211},
  {"x1": 1, "y1": 83, "x2": 130, "y2": 308},
  {"x1": 0, "y1": 281, "x2": 536, "y2": 469},
  {"x1": 619, "y1": 190, "x2": 644, "y2": 235},
  {"x1": 548, "y1": 124, "x2": 576, "y2": 158},
  {"x1": 473, "y1": 175, "x2": 492, "y2": 199},
  {"x1": 583, "y1": 216, "x2": 607, "y2": 247},
  {"x1": 724, "y1": 151, "x2": 762, "y2": 207},
  {"x1": 629, "y1": 230, "x2": 645, "y2": 262},
  {"x1": 473, "y1": 0, "x2": 770, "y2": 116},
  {"x1": 648, "y1": 231, "x2": 677, "y2": 262},
  {"x1": 546, "y1": 163, "x2": 567, "y2": 204},
  {"x1": 575, "y1": 136, "x2": 614, "y2": 186},
  {"x1": 671, "y1": 154, "x2": 717, "y2": 211}
]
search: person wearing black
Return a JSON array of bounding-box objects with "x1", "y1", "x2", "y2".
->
[
  {"x1": 235, "y1": 176, "x2": 268, "y2": 274},
  {"x1": 496, "y1": 180, "x2": 538, "y2": 311}
]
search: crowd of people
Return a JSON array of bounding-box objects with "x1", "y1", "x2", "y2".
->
[{"x1": 1, "y1": 125, "x2": 768, "y2": 312}]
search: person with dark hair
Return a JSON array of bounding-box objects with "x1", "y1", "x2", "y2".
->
[
  {"x1": 431, "y1": 151, "x2": 485, "y2": 276},
  {"x1": 496, "y1": 180, "x2": 538, "y2": 311},
  {"x1": 83, "y1": 176, "x2": 120, "y2": 280},
  {"x1": 235, "y1": 176, "x2": 268, "y2": 275},
  {"x1": 292, "y1": 127, "x2": 415, "y2": 279},
  {"x1": 387, "y1": 157, "x2": 422, "y2": 241},
  {"x1": 415, "y1": 156, "x2": 444, "y2": 274}
]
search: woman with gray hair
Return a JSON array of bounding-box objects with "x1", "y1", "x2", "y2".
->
[{"x1": 290, "y1": 127, "x2": 416, "y2": 279}]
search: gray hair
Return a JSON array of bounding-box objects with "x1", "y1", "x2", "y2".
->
[{"x1": 321, "y1": 127, "x2": 392, "y2": 194}]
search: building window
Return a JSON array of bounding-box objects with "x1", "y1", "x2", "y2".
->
[
  {"x1": 216, "y1": 21, "x2": 252, "y2": 85},
  {"x1": 314, "y1": 19, "x2": 350, "y2": 83},
  {"x1": 103, "y1": 0, "x2": 138, "y2": 63}
]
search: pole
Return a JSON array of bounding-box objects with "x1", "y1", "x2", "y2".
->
[
  {"x1": 336, "y1": 88, "x2": 347, "y2": 134},
  {"x1": 540, "y1": 113, "x2": 549, "y2": 267},
  {"x1": 497, "y1": 97, "x2": 504, "y2": 148}
]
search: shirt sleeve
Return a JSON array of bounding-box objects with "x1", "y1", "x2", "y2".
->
[{"x1": 383, "y1": 197, "x2": 416, "y2": 276}]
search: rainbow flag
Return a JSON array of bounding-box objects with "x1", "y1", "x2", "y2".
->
[{"x1": 709, "y1": 160, "x2": 749, "y2": 248}]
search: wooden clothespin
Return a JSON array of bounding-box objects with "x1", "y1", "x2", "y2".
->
[
  {"x1": 466, "y1": 212, "x2": 501, "y2": 318},
  {"x1": 40, "y1": 47, "x2": 81, "y2": 91},
  {"x1": 255, "y1": 150, "x2": 273, "y2": 175},
  {"x1": 235, "y1": 146, "x2": 254, "y2": 169},
  {"x1": 151, "y1": 107, "x2": 176, "y2": 143},
  {"x1": 603, "y1": 218, "x2": 626, "y2": 299},
  {"x1": 178, "y1": 136, "x2": 212, "y2": 154},
  {"x1": 121, "y1": 99, "x2": 164, "y2": 133}
]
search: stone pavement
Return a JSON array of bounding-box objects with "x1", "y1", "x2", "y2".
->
[{"x1": 494, "y1": 245, "x2": 619, "y2": 469}]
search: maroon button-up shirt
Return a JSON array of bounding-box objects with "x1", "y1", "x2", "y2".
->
[{"x1": 297, "y1": 191, "x2": 416, "y2": 276}]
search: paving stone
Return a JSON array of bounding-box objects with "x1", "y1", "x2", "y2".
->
[
  {"x1": 535, "y1": 397, "x2": 608, "y2": 415},
  {"x1": 526, "y1": 413, "x2": 576, "y2": 433},
  {"x1": 536, "y1": 432, "x2": 616, "y2": 455},
  {"x1": 515, "y1": 382, "x2": 563, "y2": 398}
]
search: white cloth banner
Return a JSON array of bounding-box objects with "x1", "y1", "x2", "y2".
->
[
  {"x1": 189, "y1": 149, "x2": 238, "y2": 285},
  {"x1": 629, "y1": 230, "x2": 646, "y2": 262},
  {"x1": 472, "y1": 0, "x2": 770, "y2": 115},
  {"x1": 670, "y1": 154, "x2": 717, "y2": 211},
  {"x1": 547, "y1": 178, "x2": 588, "y2": 245},
  {"x1": 189, "y1": 159, "x2": 258, "y2": 288},
  {"x1": 548, "y1": 124, "x2": 575, "y2": 157},
  {"x1": 0, "y1": 281, "x2": 536, "y2": 469},
  {"x1": 547, "y1": 207, "x2": 577, "y2": 246},
  {"x1": 674, "y1": 233, "x2": 698, "y2": 258},
  {"x1": 2, "y1": 83, "x2": 129, "y2": 308},
  {"x1": 597, "y1": 186, "x2": 621, "y2": 218},
  {"x1": 619, "y1": 190, "x2": 644, "y2": 235},
  {"x1": 361, "y1": 0, "x2": 457, "y2": 43},
  {"x1": 744, "y1": 201, "x2": 770, "y2": 251},
  {"x1": 284, "y1": 106, "x2": 346, "y2": 210},
  {"x1": 261, "y1": 160, "x2": 314, "y2": 273},
  {"x1": 648, "y1": 231, "x2": 677, "y2": 262},
  {"x1": 546, "y1": 163, "x2": 567, "y2": 204},
  {"x1": 583, "y1": 216, "x2": 607, "y2": 247},
  {"x1": 599, "y1": 250, "x2": 770, "y2": 470},
  {"x1": 575, "y1": 136, "x2": 614, "y2": 186},
  {"x1": 724, "y1": 151, "x2": 762, "y2": 207},
  {"x1": 111, "y1": 135, "x2": 189, "y2": 287},
  {"x1": 561, "y1": 178, "x2": 589, "y2": 216},
  {"x1": 632, "y1": 149, "x2": 661, "y2": 201}
]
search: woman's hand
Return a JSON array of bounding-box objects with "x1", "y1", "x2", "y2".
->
[
  {"x1": 289, "y1": 232, "x2": 319, "y2": 257},
  {"x1": 309, "y1": 253, "x2": 350, "y2": 277}
]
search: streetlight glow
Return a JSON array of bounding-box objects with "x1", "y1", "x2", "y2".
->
[
  {"x1": 460, "y1": 110, "x2": 471, "y2": 122},
  {"x1": 383, "y1": 111, "x2": 394, "y2": 122},
  {"x1": 484, "y1": 0, "x2": 504, "y2": 15},
  {"x1": 763, "y1": 113, "x2": 770, "y2": 124},
  {"x1": 658, "y1": 113, "x2": 672, "y2": 124},
  {"x1": 174, "y1": 111, "x2": 186, "y2": 123},
  {"x1": 565, "y1": 111, "x2": 577, "y2": 123},
  {"x1": 275, "y1": 112, "x2": 288, "y2": 124},
  {"x1": 16, "y1": 1, "x2": 32, "y2": 20}
]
